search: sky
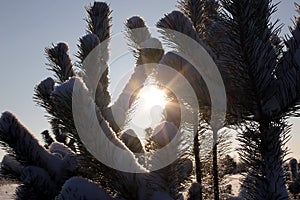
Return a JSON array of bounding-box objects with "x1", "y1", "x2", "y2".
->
[{"x1": 0, "y1": 0, "x2": 300, "y2": 159}]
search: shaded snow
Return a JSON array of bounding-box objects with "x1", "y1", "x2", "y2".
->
[
  {"x1": 226, "y1": 174, "x2": 243, "y2": 197},
  {"x1": 0, "y1": 183, "x2": 18, "y2": 200}
]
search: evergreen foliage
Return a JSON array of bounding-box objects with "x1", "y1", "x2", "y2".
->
[{"x1": 1, "y1": 1, "x2": 300, "y2": 200}]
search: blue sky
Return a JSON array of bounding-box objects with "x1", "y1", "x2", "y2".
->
[{"x1": 0, "y1": 0, "x2": 300, "y2": 159}]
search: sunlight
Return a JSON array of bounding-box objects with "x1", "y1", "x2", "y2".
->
[
  {"x1": 127, "y1": 85, "x2": 168, "y2": 141},
  {"x1": 138, "y1": 85, "x2": 167, "y2": 109}
]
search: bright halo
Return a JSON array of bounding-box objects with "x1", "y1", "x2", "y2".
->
[{"x1": 138, "y1": 85, "x2": 167, "y2": 109}]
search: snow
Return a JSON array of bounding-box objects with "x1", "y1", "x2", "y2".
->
[
  {"x1": 0, "y1": 183, "x2": 18, "y2": 200},
  {"x1": 56, "y1": 177, "x2": 113, "y2": 200},
  {"x1": 152, "y1": 121, "x2": 179, "y2": 147},
  {"x1": 49, "y1": 142, "x2": 75, "y2": 158},
  {"x1": 226, "y1": 174, "x2": 243, "y2": 197}
]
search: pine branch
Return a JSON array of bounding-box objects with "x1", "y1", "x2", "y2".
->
[
  {"x1": 21, "y1": 166, "x2": 58, "y2": 198},
  {"x1": 178, "y1": 0, "x2": 220, "y2": 39},
  {"x1": 33, "y1": 77, "x2": 55, "y2": 110},
  {"x1": 77, "y1": 3, "x2": 114, "y2": 134},
  {"x1": 187, "y1": 182, "x2": 202, "y2": 200},
  {"x1": 201, "y1": 0, "x2": 220, "y2": 35},
  {"x1": 237, "y1": 121, "x2": 290, "y2": 199},
  {"x1": 275, "y1": 5, "x2": 300, "y2": 118},
  {"x1": 125, "y1": 16, "x2": 152, "y2": 58},
  {"x1": 106, "y1": 16, "x2": 164, "y2": 133},
  {"x1": 119, "y1": 129, "x2": 145, "y2": 153},
  {"x1": 33, "y1": 77, "x2": 70, "y2": 146},
  {"x1": 158, "y1": 52, "x2": 217, "y2": 199},
  {"x1": 219, "y1": 1, "x2": 290, "y2": 199},
  {"x1": 70, "y1": 77, "x2": 157, "y2": 198},
  {"x1": 84, "y1": 2, "x2": 112, "y2": 112},
  {"x1": 56, "y1": 177, "x2": 115, "y2": 200},
  {"x1": 49, "y1": 142, "x2": 76, "y2": 158},
  {"x1": 220, "y1": 0, "x2": 280, "y2": 120},
  {"x1": 157, "y1": 11, "x2": 209, "y2": 52},
  {"x1": 0, "y1": 112, "x2": 77, "y2": 184},
  {"x1": 158, "y1": 51, "x2": 210, "y2": 108},
  {"x1": 15, "y1": 184, "x2": 45, "y2": 200},
  {"x1": 71, "y1": 77, "x2": 177, "y2": 199},
  {"x1": 76, "y1": 33, "x2": 111, "y2": 115},
  {"x1": 50, "y1": 78, "x2": 77, "y2": 136},
  {"x1": 35, "y1": 77, "x2": 139, "y2": 196},
  {"x1": 86, "y1": 2, "x2": 111, "y2": 43},
  {"x1": 178, "y1": 0, "x2": 204, "y2": 33},
  {"x1": 0, "y1": 112, "x2": 50, "y2": 165},
  {"x1": 146, "y1": 122, "x2": 193, "y2": 199},
  {"x1": 48, "y1": 77, "x2": 112, "y2": 187},
  {"x1": 77, "y1": 33, "x2": 100, "y2": 64},
  {"x1": 1, "y1": 154, "x2": 24, "y2": 177},
  {"x1": 71, "y1": 77, "x2": 145, "y2": 171},
  {"x1": 40, "y1": 130, "x2": 54, "y2": 148},
  {"x1": 45, "y1": 43, "x2": 75, "y2": 83}
]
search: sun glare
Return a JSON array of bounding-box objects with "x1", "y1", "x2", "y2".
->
[
  {"x1": 128, "y1": 85, "x2": 168, "y2": 136},
  {"x1": 138, "y1": 85, "x2": 167, "y2": 109}
]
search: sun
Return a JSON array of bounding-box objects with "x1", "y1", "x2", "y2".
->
[
  {"x1": 138, "y1": 85, "x2": 167, "y2": 109},
  {"x1": 128, "y1": 85, "x2": 168, "y2": 135}
]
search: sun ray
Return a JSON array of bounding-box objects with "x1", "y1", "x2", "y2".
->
[{"x1": 138, "y1": 85, "x2": 167, "y2": 109}]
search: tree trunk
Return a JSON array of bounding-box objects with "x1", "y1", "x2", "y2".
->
[
  {"x1": 194, "y1": 127, "x2": 203, "y2": 200},
  {"x1": 212, "y1": 129, "x2": 219, "y2": 200}
]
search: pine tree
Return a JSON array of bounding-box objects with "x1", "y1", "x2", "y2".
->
[
  {"x1": 0, "y1": 2, "x2": 191, "y2": 199},
  {"x1": 220, "y1": 1, "x2": 300, "y2": 199},
  {"x1": 1, "y1": 1, "x2": 300, "y2": 200}
]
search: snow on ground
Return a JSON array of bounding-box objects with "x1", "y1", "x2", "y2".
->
[
  {"x1": 0, "y1": 183, "x2": 18, "y2": 200},
  {"x1": 227, "y1": 174, "x2": 243, "y2": 197}
]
